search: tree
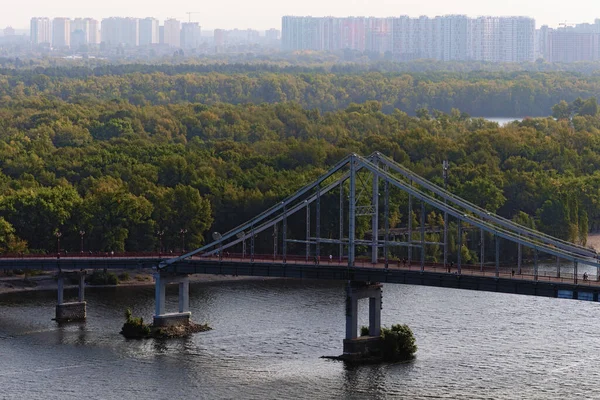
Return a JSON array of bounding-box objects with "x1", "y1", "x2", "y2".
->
[
  {"x1": 0, "y1": 217, "x2": 27, "y2": 253},
  {"x1": 151, "y1": 184, "x2": 213, "y2": 250},
  {"x1": 536, "y1": 199, "x2": 569, "y2": 240},
  {"x1": 552, "y1": 100, "x2": 571, "y2": 120},
  {"x1": 81, "y1": 178, "x2": 153, "y2": 252},
  {"x1": 0, "y1": 186, "x2": 82, "y2": 250},
  {"x1": 579, "y1": 97, "x2": 598, "y2": 117}
]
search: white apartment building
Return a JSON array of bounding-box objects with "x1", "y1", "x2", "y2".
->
[
  {"x1": 181, "y1": 22, "x2": 201, "y2": 48},
  {"x1": 86, "y1": 19, "x2": 100, "y2": 45},
  {"x1": 139, "y1": 18, "x2": 159, "y2": 46},
  {"x1": 70, "y1": 18, "x2": 89, "y2": 48},
  {"x1": 101, "y1": 17, "x2": 139, "y2": 47},
  {"x1": 163, "y1": 18, "x2": 181, "y2": 47},
  {"x1": 52, "y1": 17, "x2": 71, "y2": 48},
  {"x1": 30, "y1": 17, "x2": 51, "y2": 45},
  {"x1": 283, "y1": 15, "x2": 535, "y2": 62}
]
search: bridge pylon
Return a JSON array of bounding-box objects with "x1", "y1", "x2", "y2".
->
[
  {"x1": 55, "y1": 270, "x2": 86, "y2": 323},
  {"x1": 153, "y1": 272, "x2": 191, "y2": 327},
  {"x1": 343, "y1": 281, "x2": 382, "y2": 356}
]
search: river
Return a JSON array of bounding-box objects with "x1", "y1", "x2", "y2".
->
[
  {"x1": 1, "y1": 278, "x2": 599, "y2": 399},
  {"x1": 483, "y1": 117, "x2": 524, "y2": 125}
]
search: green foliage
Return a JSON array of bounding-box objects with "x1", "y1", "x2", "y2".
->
[
  {"x1": 86, "y1": 270, "x2": 119, "y2": 285},
  {"x1": 552, "y1": 100, "x2": 571, "y2": 120},
  {"x1": 0, "y1": 217, "x2": 27, "y2": 253},
  {"x1": 0, "y1": 66, "x2": 598, "y2": 258},
  {"x1": 380, "y1": 324, "x2": 418, "y2": 362},
  {"x1": 118, "y1": 272, "x2": 130, "y2": 281},
  {"x1": 121, "y1": 308, "x2": 151, "y2": 338},
  {"x1": 360, "y1": 326, "x2": 370, "y2": 336}
]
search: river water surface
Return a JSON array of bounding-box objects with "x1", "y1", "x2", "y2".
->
[{"x1": 1, "y1": 278, "x2": 600, "y2": 399}]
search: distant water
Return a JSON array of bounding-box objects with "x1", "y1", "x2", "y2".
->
[
  {"x1": 2, "y1": 278, "x2": 600, "y2": 399},
  {"x1": 482, "y1": 117, "x2": 524, "y2": 125}
]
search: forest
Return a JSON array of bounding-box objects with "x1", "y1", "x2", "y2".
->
[
  {"x1": 0, "y1": 65, "x2": 599, "y2": 262},
  {"x1": 1, "y1": 63, "x2": 600, "y2": 116}
]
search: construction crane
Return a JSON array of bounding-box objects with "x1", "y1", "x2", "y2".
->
[
  {"x1": 185, "y1": 12, "x2": 201, "y2": 23},
  {"x1": 559, "y1": 21, "x2": 576, "y2": 28}
]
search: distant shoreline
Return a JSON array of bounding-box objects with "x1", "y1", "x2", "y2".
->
[{"x1": 0, "y1": 269, "x2": 274, "y2": 296}]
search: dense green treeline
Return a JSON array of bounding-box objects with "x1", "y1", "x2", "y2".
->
[
  {"x1": 0, "y1": 92, "x2": 599, "y2": 256},
  {"x1": 3, "y1": 66, "x2": 600, "y2": 116}
]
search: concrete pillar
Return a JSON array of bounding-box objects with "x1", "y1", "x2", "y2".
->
[
  {"x1": 345, "y1": 283, "x2": 358, "y2": 340},
  {"x1": 154, "y1": 272, "x2": 166, "y2": 317},
  {"x1": 153, "y1": 273, "x2": 191, "y2": 327},
  {"x1": 55, "y1": 272, "x2": 86, "y2": 322},
  {"x1": 78, "y1": 273, "x2": 85, "y2": 302},
  {"x1": 345, "y1": 281, "x2": 382, "y2": 340},
  {"x1": 343, "y1": 281, "x2": 383, "y2": 356},
  {"x1": 57, "y1": 274, "x2": 64, "y2": 305},
  {"x1": 178, "y1": 277, "x2": 190, "y2": 313},
  {"x1": 368, "y1": 290, "x2": 381, "y2": 337}
]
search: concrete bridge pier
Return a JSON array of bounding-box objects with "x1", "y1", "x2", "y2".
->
[
  {"x1": 55, "y1": 271, "x2": 87, "y2": 323},
  {"x1": 153, "y1": 273, "x2": 191, "y2": 327},
  {"x1": 343, "y1": 281, "x2": 382, "y2": 356}
]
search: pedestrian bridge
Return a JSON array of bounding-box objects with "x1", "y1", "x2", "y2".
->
[{"x1": 2, "y1": 152, "x2": 599, "y2": 355}]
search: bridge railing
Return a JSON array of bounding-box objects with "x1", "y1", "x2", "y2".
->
[
  {"x1": 0, "y1": 251, "x2": 174, "y2": 259},
  {"x1": 192, "y1": 253, "x2": 598, "y2": 286}
]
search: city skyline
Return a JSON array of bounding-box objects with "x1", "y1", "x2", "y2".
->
[{"x1": 1, "y1": 1, "x2": 599, "y2": 31}]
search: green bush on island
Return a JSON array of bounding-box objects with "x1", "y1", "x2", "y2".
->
[
  {"x1": 380, "y1": 324, "x2": 418, "y2": 362},
  {"x1": 86, "y1": 270, "x2": 119, "y2": 285},
  {"x1": 118, "y1": 272, "x2": 130, "y2": 282},
  {"x1": 120, "y1": 308, "x2": 212, "y2": 339},
  {"x1": 120, "y1": 308, "x2": 152, "y2": 339},
  {"x1": 360, "y1": 326, "x2": 370, "y2": 336}
]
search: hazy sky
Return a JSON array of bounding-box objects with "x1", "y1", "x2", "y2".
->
[{"x1": 3, "y1": 0, "x2": 599, "y2": 30}]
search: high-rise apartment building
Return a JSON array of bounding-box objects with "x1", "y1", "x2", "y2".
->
[
  {"x1": 101, "y1": 17, "x2": 139, "y2": 47},
  {"x1": 163, "y1": 18, "x2": 181, "y2": 47},
  {"x1": 86, "y1": 19, "x2": 100, "y2": 45},
  {"x1": 366, "y1": 17, "x2": 393, "y2": 54},
  {"x1": 265, "y1": 29, "x2": 280, "y2": 43},
  {"x1": 439, "y1": 15, "x2": 469, "y2": 61},
  {"x1": 52, "y1": 18, "x2": 71, "y2": 48},
  {"x1": 537, "y1": 20, "x2": 600, "y2": 62},
  {"x1": 30, "y1": 17, "x2": 51, "y2": 45},
  {"x1": 214, "y1": 29, "x2": 226, "y2": 52},
  {"x1": 70, "y1": 18, "x2": 89, "y2": 48},
  {"x1": 181, "y1": 22, "x2": 201, "y2": 48},
  {"x1": 282, "y1": 15, "x2": 535, "y2": 62},
  {"x1": 139, "y1": 18, "x2": 159, "y2": 46}
]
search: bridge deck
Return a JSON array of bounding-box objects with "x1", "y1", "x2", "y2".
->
[
  {"x1": 0, "y1": 255, "x2": 597, "y2": 302},
  {"x1": 170, "y1": 256, "x2": 600, "y2": 302}
]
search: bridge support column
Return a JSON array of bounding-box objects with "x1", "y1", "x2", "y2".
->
[
  {"x1": 153, "y1": 273, "x2": 191, "y2": 327},
  {"x1": 55, "y1": 271, "x2": 86, "y2": 323},
  {"x1": 372, "y1": 167, "x2": 379, "y2": 264},
  {"x1": 344, "y1": 281, "x2": 382, "y2": 355}
]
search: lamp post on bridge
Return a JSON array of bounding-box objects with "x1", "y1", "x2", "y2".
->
[
  {"x1": 54, "y1": 231, "x2": 62, "y2": 259},
  {"x1": 157, "y1": 230, "x2": 165, "y2": 258},
  {"x1": 79, "y1": 230, "x2": 85, "y2": 254},
  {"x1": 180, "y1": 228, "x2": 188, "y2": 254}
]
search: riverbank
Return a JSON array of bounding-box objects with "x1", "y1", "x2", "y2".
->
[
  {"x1": 586, "y1": 233, "x2": 600, "y2": 252},
  {"x1": 0, "y1": 268, "x2": 273, "y2": 295}
]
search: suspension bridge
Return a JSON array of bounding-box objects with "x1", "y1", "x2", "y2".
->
[{"x1": 2, "y1": 152, "x2": 599, "y2": 355}]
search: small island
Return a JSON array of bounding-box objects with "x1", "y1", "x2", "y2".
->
[
  {"x1": 120, "y1": 309, "x2": 211, "y2": 339},
  {"x1": 325, "y1": 324, "x2": 417, "y2": 364}
]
